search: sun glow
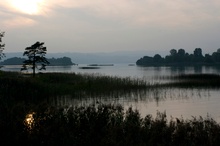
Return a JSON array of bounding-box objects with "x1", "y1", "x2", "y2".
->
[
  {"x1": 10, "y1": 0, "x2": 44, "y2": 15},
  {"x1": 24, "y1": 112, "x2": 35, "y2": 132}
]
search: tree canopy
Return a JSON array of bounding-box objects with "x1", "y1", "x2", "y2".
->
[
  {"x1": 21, "y1": 41, "x2": 49, "y2": 77},
  {"x1": 136, "y1": 48, "x2": 220, "y2": 66}
]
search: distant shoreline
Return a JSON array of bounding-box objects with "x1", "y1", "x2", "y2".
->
[
  {"x1": 136, "y1": 62, "x2": 220, "y2": 67},
  {"x1": 136, "y1": 48, "x2": 220, "y2": 67},
  {"x1": 0, "y1": 57, "x2": 76, "y2": 66}
]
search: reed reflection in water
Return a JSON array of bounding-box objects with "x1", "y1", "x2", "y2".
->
[{"x1": 50, "y1": 87, "x2": 220, "y2": 122}]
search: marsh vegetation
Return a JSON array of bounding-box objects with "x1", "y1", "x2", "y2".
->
[{"x1": 1, "y1": 71, "x2": 220, "y2": 145}]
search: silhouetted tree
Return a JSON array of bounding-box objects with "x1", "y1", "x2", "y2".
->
[
  {"x1": 193, "y1": 48, "x2": 204, "y2": 62},
  {"x1": 0, "y1": 31, "x2": 5, "y2": 60},
  {"x1": 165, "y1": 49, "x2": 178, "y2": 63},
  {"x1": 136, "y1": 48, "x2": 220, "y2": 66},
  {"x1": 177, "y1": 49, "x2": 185, "y2": 56},
  {"x1": 136, "y1": 56, "x2": 153, "y2": 65},
  {"x1": 49, "y1": 57, "x2": 74, "y2": 66},
  {"x1": 204, "y1": 54, "x2": 214, "y2": 63},
  {"x1": 153, "y1": 54, "x2": 163, "y2": 63},
  {"x1": 212, "y1": 52, "x2": 220, "y2": 63},
  {"x1": 194, "y1": 48, "x2": 202, "y2": 57},
  {"x1": 21, "y1": 41, "x2": 49, "y2": 77},
  {"x1": 170, "y1": 49, "x2": 177, "y2": 56},
  {"x1": 177, "y1": 49, "x2": 186, "y2": 62},
  {"x1": 212, "y1": 49, "x2": 220, "y2": 62}
]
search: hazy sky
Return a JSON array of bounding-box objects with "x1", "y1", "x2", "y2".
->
[{"x1": 1, "y1": 0, "x2": 220, "y2": 54}]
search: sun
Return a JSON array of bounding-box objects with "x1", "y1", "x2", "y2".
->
[{"x1": 10, "y1": 0, "x2": 44, "y2": 15}]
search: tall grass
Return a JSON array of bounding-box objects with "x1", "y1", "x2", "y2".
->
[
  {"x1": 1, "y1": 103, "x2": 220, "y2": 146},
  {"x1": 1, "y1": 71, "x2": 218, "y2": 103},
  {"x1": 1, "y1": 71, "x2": 220, "y2": 145},
  {"x1": 0, "y1": 71, "x2": 149, "y2": 103}
]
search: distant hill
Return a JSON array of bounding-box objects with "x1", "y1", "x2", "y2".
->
[
  {"x1": 45, "y1": 52, "x2": 142, "y2": 64},
  {"x1": 0, "y1": 57, "x2": 25, "y2": 65},
  {"x1": 3, "y1": 50, "x2": 159, "y2": 64},
  {"x1": 0, "y1": 57, "x2": 74, "y2": 66}
]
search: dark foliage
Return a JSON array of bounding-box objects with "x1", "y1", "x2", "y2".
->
[
  {"x1": 21, "y1": 41, "x2": 49, "y2": 77},
  {"x1": 48, "y1": 57, "x2": 74, "y2": 66},
  {"x1": 1, "y1": 103, "x2": 220, "y2": 146},
  {"x1": 0, "y1": 57, "x2": 25, "y2": 65},
  {"x1": 136, "y1": 48, "x2": 220, "y2": 66},
  {"x1": 0, "y1": 56, "x2": 74, "y2": 66}
]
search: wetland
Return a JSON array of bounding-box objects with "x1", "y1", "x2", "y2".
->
[{"x1": 1, "y1": 65, "x2": 220, "y2": 145}]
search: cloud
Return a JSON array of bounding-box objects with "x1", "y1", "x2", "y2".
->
[
  {"x1": 3, "y1": 17, "x2": 36, "y2": 28},
  {"x1": 1, "y1": 0, "x2": 220, "y2": 53},
  {"x1": 43, "y1": 0, "x2": 220, "y2": 29},
  {"x1": 0, "y1": 1, "x2": 51, "y2": 28},
  {"x1": 2, "y1": 0, "x2": 220, "y2": 29}
]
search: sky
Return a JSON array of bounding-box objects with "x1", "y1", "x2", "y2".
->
[{"x1": 1, "y1": 0, "x2": 220, "y2": 54}]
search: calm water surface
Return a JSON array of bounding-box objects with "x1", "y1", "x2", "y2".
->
[{"x1": 3, "y1": 64, "x2": 220, "y2": 122}]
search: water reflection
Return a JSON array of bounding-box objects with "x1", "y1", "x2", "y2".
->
[
  {"x1": 24, "y1": 112, "x2": 35, "y2": 132},
  {"x1": 3, "y1": 64, "x2": 220, "y2": 82},
  {"x1": 46, "y1": 65, "x2": 72, "y2": 73},
  {"x1": 48, "y1": 87, "x2": 220, "y2": 122},
  {"x1": 50, "y1": 88, "x2": 212, "y2": 106},
  {"x1": 3, "y1": 65, "x2": 220, "y2": 125},
  {"x1": 170, "y1": 66, "x2": 187, "y2": 74},
  {"x1": 193, "y1": 66, "x2": 202, "y2": 73}
]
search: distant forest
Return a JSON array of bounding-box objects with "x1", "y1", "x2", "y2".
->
[
  {"x1": 136, "y1": 48, "x2": 220, "y2": 66},
  {"x1": 0, "y1": 56, "x2": 75, "y2": 66}
]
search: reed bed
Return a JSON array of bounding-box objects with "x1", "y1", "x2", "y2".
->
[
  {"x1": 1, "y1": 71, "x2": 220, "y2": 145},
  {"x1": 0, "y1": 71, "x2": 149, "y2": 103},
  {"x1": 1, "y1": 71, "x2": 219, "y2": 104},
  {"x1": 1, "y1": 71, "x2": 219, "y2": 106},
  {"x1": 1, "y1": 103, "x2": 220, "y2": 146}
]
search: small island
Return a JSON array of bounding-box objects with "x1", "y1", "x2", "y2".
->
[
  {"x1": 0, "y1": 56, "x2": 76, "y2": 66},
  {"x1": 47, "y1": 57, "x2": 76, "y2": 66},
  {"x1": 136, "y1": 48, "x2": 220, "y2": 66}
]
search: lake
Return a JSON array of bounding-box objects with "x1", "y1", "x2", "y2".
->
[{"x1": 2, "y1": 64, "x2": 220, "y2": 122}]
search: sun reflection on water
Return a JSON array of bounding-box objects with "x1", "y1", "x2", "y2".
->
[{"x1": 24, "y1": 112, "x2": 35, "y2": 131}]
